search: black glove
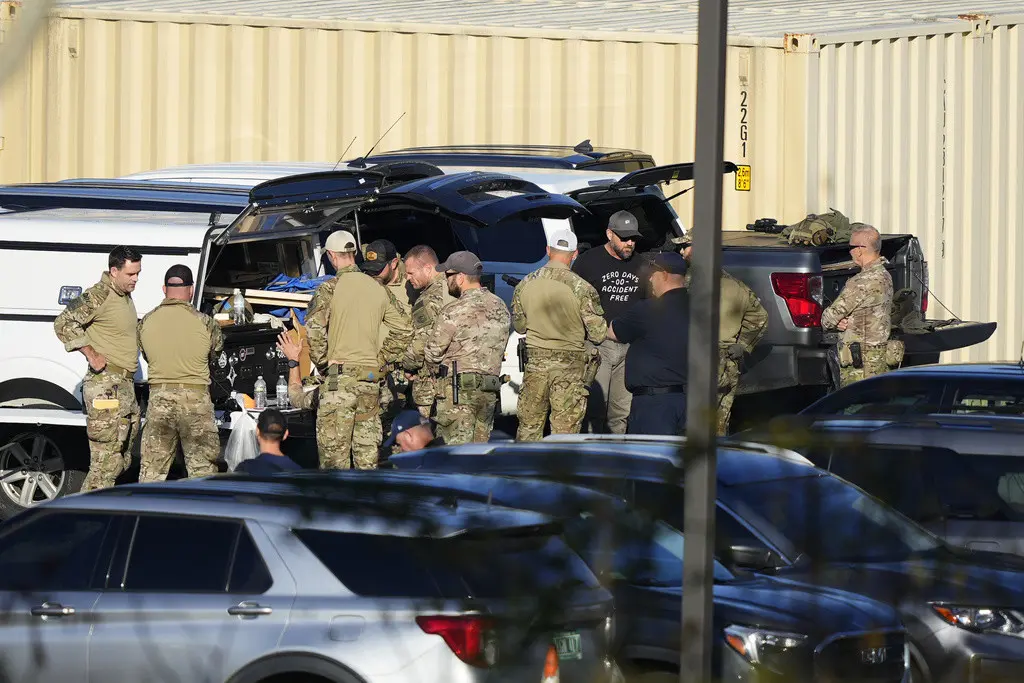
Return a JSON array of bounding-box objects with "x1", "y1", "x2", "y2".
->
[{"x1": 727, "y1": 344, "x2": 746, "y2": 361}]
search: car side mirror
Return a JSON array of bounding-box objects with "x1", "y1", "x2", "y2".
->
[{"x1": 728, "y1": 545, "x2": 780, "y2": 572}]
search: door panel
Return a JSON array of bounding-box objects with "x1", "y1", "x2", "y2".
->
[
  {"x1": 0, "y1": 510, "x2": 116, "y2": 683},
  {"x1": 88, "y1": 517, "x2": 295, "y2": 683}
]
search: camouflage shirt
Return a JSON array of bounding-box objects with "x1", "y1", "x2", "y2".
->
[
  {"x1": 821, "y1": 256, "x2": 893, "y2": 345},
  {"x1": 424, "y1": 287, "x2": 511, "y2": 376},
  {"x1": 53, "y1": 271, "x2": 140, "y2": 372},
  {"x1": 511, "y1": 261, "x2": 607, "y2": 352},
  {"x1": 719, "y1": 271, "x2": 769, "y2": 351},
  {"x1": 402, "y1": 275, "x2": 454, "y2": 372},
  {"x1": 305, "y1": 265, "x2": 412, "y2": 372},
  {"x1": 379, "y1": 260, "x2": 415, "y2": 349}
]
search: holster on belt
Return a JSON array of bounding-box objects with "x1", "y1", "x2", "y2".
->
[
  {"x1": 582, "y1": 343, "x2": 601, "y2": 387},
  {"x1": 517, "y1": 337, "x2": 528, "y2": 373}
]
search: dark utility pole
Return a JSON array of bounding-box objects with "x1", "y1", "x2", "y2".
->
[{"x1": 681, "y1": 0, "x2": 728, "y2": 682}]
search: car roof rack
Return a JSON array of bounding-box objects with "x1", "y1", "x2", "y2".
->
[
  {"x1": 0, "y1": 179, "x2": 251, "y2": 214},
  {"x1": 350, "y1": 141, "x2": 656, "y2": 171}
]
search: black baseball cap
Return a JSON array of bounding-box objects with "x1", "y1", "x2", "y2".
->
[
  {"x1": 608, "y1": 210, "x2": 642, "y2": 239},
  {"x1": 163, "y1": 264, "x2": 194, "y2": 287},
  {"x1": 382, "y1": 410, "x2": 434, "y2": 448},
  {"x1": 435, "y1": 251, "x2": 484, "y2": 276},
  {"x1": 361, "y1": 239, "x2": 398, "y2": 274},
  {"x1": 257, "y1": 408, "x2": 287, "y2": 437},
  {"x1": 649, "y1": 252, "x2": 689, "y2": 276}
]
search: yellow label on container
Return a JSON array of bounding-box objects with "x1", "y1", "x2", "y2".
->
[{"x1": 735, "y1": 165, "x2": 751, "y2": 192}]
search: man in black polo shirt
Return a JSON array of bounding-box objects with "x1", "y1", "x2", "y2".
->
[{"x1": 606, "y1": 252, "x2": 689, "y2": 435}]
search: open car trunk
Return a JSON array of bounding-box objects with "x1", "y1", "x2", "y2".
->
[{"x1": 195, "y1": 169, "x2": 593, "y2": 409}]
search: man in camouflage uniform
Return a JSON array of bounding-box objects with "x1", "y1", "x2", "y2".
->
[
  {"x1": 821, "y1": 223, "x2": 896, "y2": 387},
  {"x1": 401, "y1": 245, "x2": 454, "y2": 417},
  {"x1": 137, "y1": 265, "x2": 224, "y2": 482},
  {"x1": 53, "y1": 246, "x2": 143, "y2": 491},
  {"x1": 512, "y1": 229, "x2": 607, "y2": 441},
  {"x1": 305, "y1": 230, "x2": 411, "y2": 469},
  {"x1": 424, "y1": 251, "x2": 511, "y2": 444},
  {"x1": 362, "y1": 239, "x2": 414, "y2": 429},
  {"x1": 677, "y1": 238, "x2": 769, "y2": 435}
]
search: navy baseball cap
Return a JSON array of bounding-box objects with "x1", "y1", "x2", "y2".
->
[
  {"x1": 649, "y1": 252, "x2": 689, "y2": 276},
  {"x1": 383, "y1": 410, "x2": 434, "y2": 448}
]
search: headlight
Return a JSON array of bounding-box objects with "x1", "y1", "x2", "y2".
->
[
  {"x1": 724, "y1": 625, "x2": 808, "y2": 672},
  {"x1": 932, "y1": 604, "x2": 1024, "y2": 637}
]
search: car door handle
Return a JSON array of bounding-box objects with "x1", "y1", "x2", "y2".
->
[
  {"x1": 31, "y1": 602, "x2": 75, "y2": 618},
  {"x1": 228, "y1": 602, "x2": 272, "y2": 617}
]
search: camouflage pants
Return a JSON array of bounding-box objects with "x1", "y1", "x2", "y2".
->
[
  {"x1": 435, "y1": 385, "x2": 497, "y2": 445},
  {"x1": 839, "y1": 347, "x2": 888, "y2": 387},
  {"x1": 316, "y1": 377, "x2": 382, "y2": 470},
  {"x1": 717, "y1": 357, "x2": 740, "y2": 437},
  {"x1": 411, "y1": 375, "x2": 438, "y2": 418},
  {"x1": 139, "y1": 386, "x2": 220, "y2": 483},
  {"x1": 516, "y1": 350, "x2": 588, "y2": 442},
  {"x1": 81, "y1": 369, "x2": 140, "y2": 492}
]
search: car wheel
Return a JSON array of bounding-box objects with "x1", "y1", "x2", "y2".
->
[{"x1": 0, "y1": 428, "x2": 87, "y2": 520}]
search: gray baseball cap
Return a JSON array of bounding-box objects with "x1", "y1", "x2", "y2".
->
[
  {"x1": 435, "y1": 250, "x2": 483, "y2": 276},
  {"x1": 608, "y1": 210, "x2": 642, "y2": 239}
]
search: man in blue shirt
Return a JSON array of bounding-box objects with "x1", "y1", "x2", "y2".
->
[
  {"x1": 606, "y1": 252, "x2": 690, "y2": 435},
  {"x1": 234, "y1": 409, "x2": 303, "y2": 475}
]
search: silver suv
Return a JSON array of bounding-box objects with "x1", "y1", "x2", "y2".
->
[{"x1": 0, "y1": 475, "x2": 620, "y2": 683}]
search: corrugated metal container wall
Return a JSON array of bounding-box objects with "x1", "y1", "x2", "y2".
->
[
  {"x1": 808, "y1": 16, "x2": 1024, "y2": 363},
  {"x1": 0, "y1": 9, "x2": 807, "y2": 233}
]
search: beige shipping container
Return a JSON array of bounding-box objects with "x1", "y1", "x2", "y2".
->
[{"x1": 0, "y1": 1, "x2": 1021, "y2": 362}]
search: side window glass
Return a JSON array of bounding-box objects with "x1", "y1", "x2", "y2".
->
[
  {"x1": 829, "y1": 448, "x2": 944, "y2": 523},
  {"x1": 0, "y1": 511, "x2": 113, "y2": 592},
  {"x1": 715, "y1": 507, "x2": 766, "y2": 550},
  {"x1": 123, "y1": 516, "x2": 240, "y2": 593},
  {"x1": 228, "y1": 527, "x2": 273, "y2": 594},
  {"x1": 807, "y1": 380, "x2": 939, "y2": 416},
  {"x1": 951, "y1": 385, "x2": 1024, "y2": 415}
]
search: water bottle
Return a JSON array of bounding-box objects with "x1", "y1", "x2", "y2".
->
[
  {"x1": 276, "y1": 375, "x2": 289, "y2": 409},
  {"x1": 254, "y1": 375, "x2": 267, "y2": 409},
  {"x1": 231, "y1": 288, "x2": 246, "y2": 325}
]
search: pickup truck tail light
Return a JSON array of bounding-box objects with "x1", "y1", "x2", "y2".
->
[
  {"x1": 417, "y1": 615, "x2": 497, "y2": 668},
  {"x1": 770, "y1": 272, "x2": 823, "y2": 328}
]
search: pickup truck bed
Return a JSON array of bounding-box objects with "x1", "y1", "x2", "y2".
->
[{"x1": 718, "y1": 230, "x2": 996, "y2": 400}]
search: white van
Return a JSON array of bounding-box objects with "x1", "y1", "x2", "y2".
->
[{"x1": 0, "y1": 153, "x2": 696, "y2": 516}]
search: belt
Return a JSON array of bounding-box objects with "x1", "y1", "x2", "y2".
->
[
  {"x1": 92, "y1": 363, "x2": 134, "y2": 379},
  {"x1": 631, "y1": 385, "x2": 687, "y2": 396},
  {"x1": 149, "y1": 382, "x2": 208, "y2": 390}
]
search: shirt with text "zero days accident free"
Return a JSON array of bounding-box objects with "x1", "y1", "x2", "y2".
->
[{"x1": 571, "y1": 245, "x2": 648, "y2": 323}]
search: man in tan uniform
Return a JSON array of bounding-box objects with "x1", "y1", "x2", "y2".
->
[
  {"x1": 305, "y1": 230, "x2": 412, "y2": 469},
  {"x1": 424, "y1": 251, "x2": 511, "y2": 444},
  {"x1": 361, "y1": 239, "x2": 414, "y2": 431},
  {"x1": 137, "y1": 265, "x2": 225, "y2": 482},
  {"x1": 54, "y1": 246, "x2": 143, "y2": 491},
  {"x1": 401, "y1": 245, "x2": 454, "y2": 416},
  {"x1": 676, "y1": 238, "x2": 769, "y2": 435},
  {"x1": 512, "y1": 229, "x2": 607, "y2": 441}
]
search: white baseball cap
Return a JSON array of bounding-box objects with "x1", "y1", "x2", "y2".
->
[
  {"x1": 547, "y1": 229, "x2": 578, "y2": 253},
  {"x1": 324, "y1": 230, "x2": 357, "y2": 253}
]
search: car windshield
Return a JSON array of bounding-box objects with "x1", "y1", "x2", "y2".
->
[{"x1": 727, "y1": 475, "x2": 942, "y2": 563}]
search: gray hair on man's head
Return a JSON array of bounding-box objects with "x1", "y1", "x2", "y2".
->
[{"x1": 851, "y1": 223, "x2": 881, "y2": 253}]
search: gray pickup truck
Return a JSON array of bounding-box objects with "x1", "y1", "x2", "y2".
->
[{"x1": 720, "y1": 229, "x2": 996, "y2": 420}]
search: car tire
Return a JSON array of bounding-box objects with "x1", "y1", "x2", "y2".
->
[{"x1": 0, "y1": 427, "x2": 87, "y2": 520}]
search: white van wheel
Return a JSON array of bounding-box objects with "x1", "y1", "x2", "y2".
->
[{"x1": 0, "y1": 430, "x2": 85, "y2": 519}]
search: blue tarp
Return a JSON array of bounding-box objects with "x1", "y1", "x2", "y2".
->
[{"x1": 264, "y1": 274, "x2": 332, "y2": 324}]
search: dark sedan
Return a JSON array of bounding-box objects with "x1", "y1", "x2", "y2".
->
[
  {"x1": 387, "y1": 438, "x2": 1024, "y2": 683},
  {"x1": 799, "y1": 362, "x2": 1024, "y2": 418}
]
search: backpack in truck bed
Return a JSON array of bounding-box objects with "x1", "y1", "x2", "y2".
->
[{"x1": 780, "y1": 208, "x2": 853, "y2": 246}]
